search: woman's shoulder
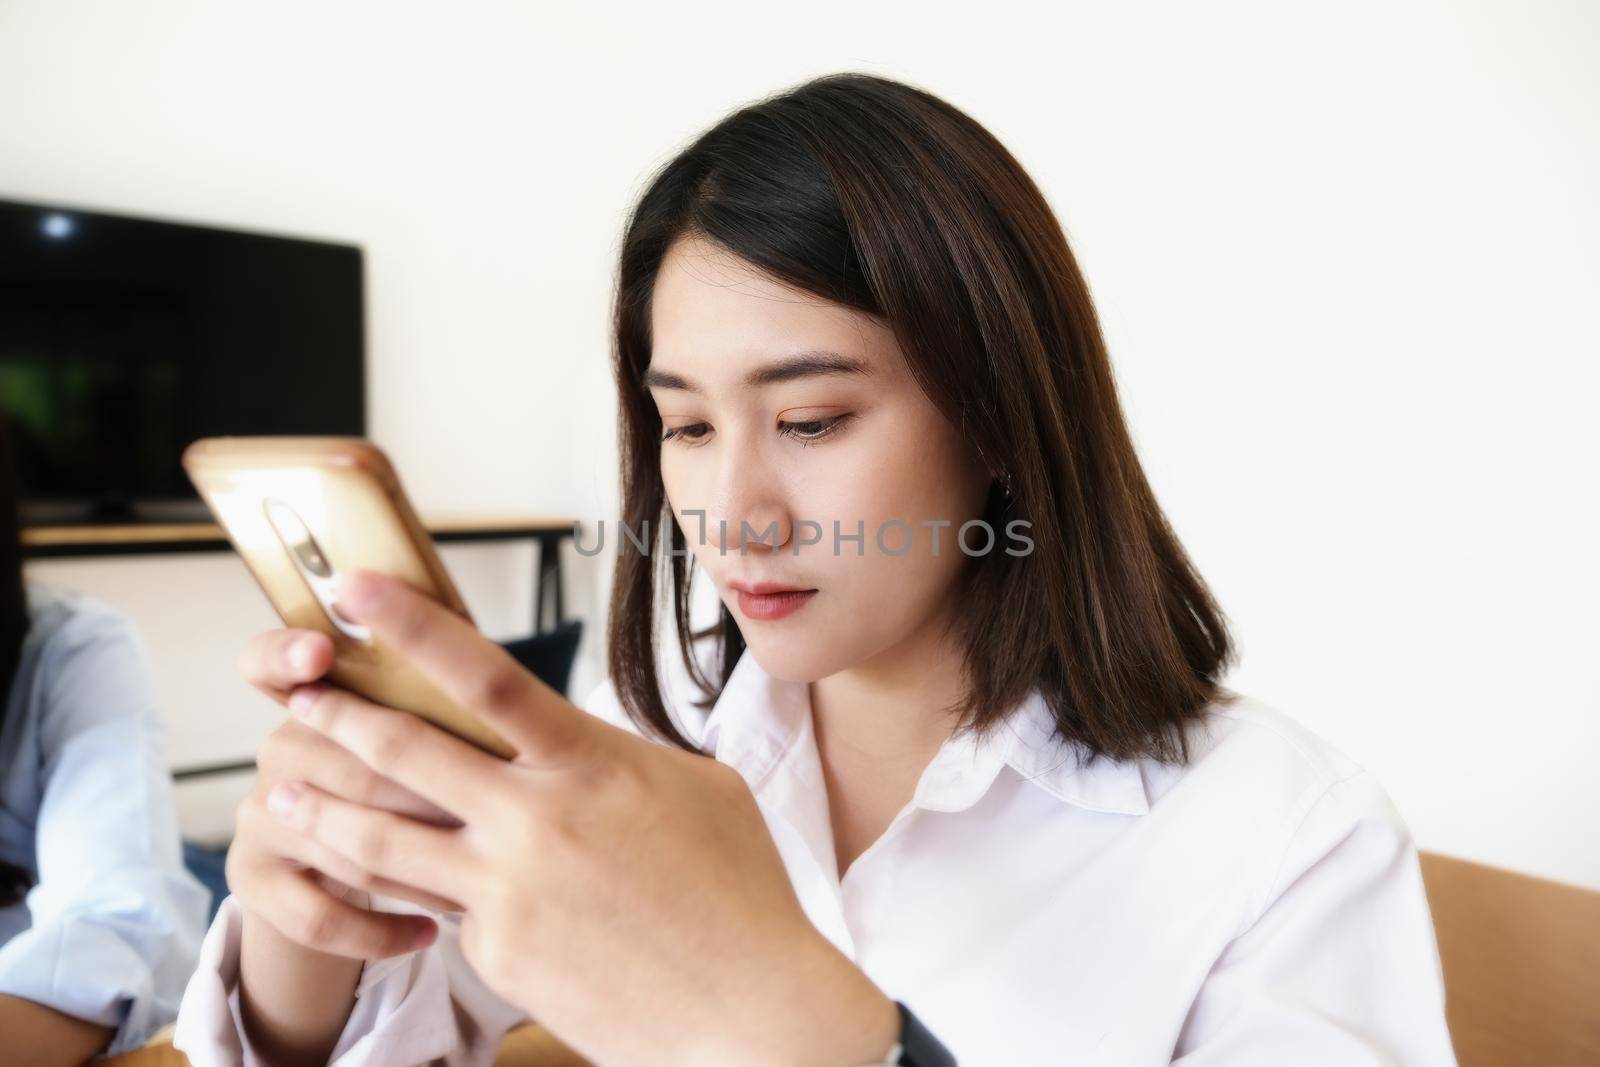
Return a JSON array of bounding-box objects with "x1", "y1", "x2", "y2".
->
[
  {"x1": 1188, "y1": 688, "x2": 1367, "y2": 783},
  {"x1": 1137, "y1": 691, "x2": 1435, "y2": 959},
  {"x1": 1141, "y1": 689, "x2": 1409, "y2": 845}
]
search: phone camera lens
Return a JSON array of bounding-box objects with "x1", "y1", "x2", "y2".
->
[{"x1": 295, "y1": 542, "x2": 332, "y2": 578}]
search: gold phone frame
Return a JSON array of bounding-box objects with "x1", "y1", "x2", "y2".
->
[{"x1": 183, "y1": 436, "x2": 517, "y2": 760}]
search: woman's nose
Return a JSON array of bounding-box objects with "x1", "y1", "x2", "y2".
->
[
  {"x1": 709, "y1": 460, "x2": 791, "y2": 554},
  {"x1": 720, "y1": 504, "x2": 791, "y2": 555}
]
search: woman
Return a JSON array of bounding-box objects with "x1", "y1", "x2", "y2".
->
[
  {"x1": 0, "y1": 417, "x2": 211, "y2": 1060},
  {"x1": 172, "y1": 74, "x2": 1456, "y2": 1066}
]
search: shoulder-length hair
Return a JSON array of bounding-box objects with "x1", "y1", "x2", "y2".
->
[
  {"x1": 607, "y1": 72, "x2": 1233, "y2": 764},
  {"x1": 1, "y1": 414, "x2": 33, "y2": 906}
]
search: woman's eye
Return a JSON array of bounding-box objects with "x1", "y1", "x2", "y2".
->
[
  {"x1": 660, "y1": 422, "x2": 711, "y2": 444},
  {"x1": 661, "y1": 414, "x2": 853, "y2": 446},
  {"x1": 778, "y1": 413, "x2": 853, "y2": 446}
]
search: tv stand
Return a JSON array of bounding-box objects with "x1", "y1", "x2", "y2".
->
[{"x1": 20, "y1": 513, "x2": 578, "y2": 634}]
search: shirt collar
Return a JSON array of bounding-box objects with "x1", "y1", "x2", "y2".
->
[{"x1": 697, "y1": 651, "x2": 1150, "y2": 818}]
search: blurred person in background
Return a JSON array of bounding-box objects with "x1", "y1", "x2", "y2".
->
[{"x1": 0, "y1": 413, "x2": 211, "y2": 1063}]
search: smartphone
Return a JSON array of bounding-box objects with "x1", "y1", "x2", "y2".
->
[{"x1": 182, "y1": 436, "x2": 518, "y2": 760}]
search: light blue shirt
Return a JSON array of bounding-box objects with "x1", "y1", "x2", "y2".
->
[{"x1": 0, "y1": 583, "x2": 210, "y2": 1056}]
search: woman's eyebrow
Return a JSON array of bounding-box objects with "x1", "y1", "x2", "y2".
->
[{"x1": 643, "y1": 350, "x2": 872, "y2": 393}]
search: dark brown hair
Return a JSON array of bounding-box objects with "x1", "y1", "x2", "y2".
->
[
  {"x1": 607, "y1": 72, "x2": 1234, "y2": 765},
  {"x1": 1, "y1": 413, "x2": 35, "y2": 906}
]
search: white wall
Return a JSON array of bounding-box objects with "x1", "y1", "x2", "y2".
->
[{"x1": 2, "y1": 1, "x2": 1594, "y2": 886}]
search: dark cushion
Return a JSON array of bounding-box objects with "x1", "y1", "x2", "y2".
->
[
  {"x1": 182, "y1": 839, "x2": 230, "y2": 926},
  {"x1": 499, "y1": 619, "x2": 584, "y2": 697}
]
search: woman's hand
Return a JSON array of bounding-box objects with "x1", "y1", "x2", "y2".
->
[
  {"x1": 266, "y1": 570, "x2": 901, "y2": 1067},
  {"x1": 228, "y1": 625, "x2": 462, "y2": 960}
]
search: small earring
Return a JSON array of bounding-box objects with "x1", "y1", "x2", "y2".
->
[{"x1": 997, "y1": 471, "x2": 1015, "y2": 499}]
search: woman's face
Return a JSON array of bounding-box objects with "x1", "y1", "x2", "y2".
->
[{"x1": 647, "y1": 234, "x2": 992, "y2": 682}]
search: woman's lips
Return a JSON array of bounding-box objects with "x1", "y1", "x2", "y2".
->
[{"x1": 734, "y1": 587, "x2": 818, "y2": 621}]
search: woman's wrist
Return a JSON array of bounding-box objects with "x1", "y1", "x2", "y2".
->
[
  {"x1": 695, "y1": 925, "x2": 901, "y2": 1066},
  {"x1": 237, "y1": 902, "x2": 365, "y2": 1066}
]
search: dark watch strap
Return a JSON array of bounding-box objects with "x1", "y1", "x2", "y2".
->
[{"x1": 894, "y1": 1000, "x2": 957, "y2": 1066}]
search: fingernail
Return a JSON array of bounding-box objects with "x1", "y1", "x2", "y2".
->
[
  {"x1": 288, "y1": 687, "x2": 316, "y2": 718},
  {"x1": 289, "y1": 636, "x2": 319, "y2": 674},
  {"x1": 267, "y1": 783, "x2": 301, "y2": 820}
]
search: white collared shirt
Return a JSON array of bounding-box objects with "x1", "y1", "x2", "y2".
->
[
  {"x1": 173, "y1": 647, "x2": 1457, "y2": 1066},
  {"x1": 1, "y1": 585, "x2": 210, "y2": 1056}
]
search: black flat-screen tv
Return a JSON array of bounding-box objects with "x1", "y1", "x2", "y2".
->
[{"x1": 0, "y1": 197, "x2": 365, "y2": 524}]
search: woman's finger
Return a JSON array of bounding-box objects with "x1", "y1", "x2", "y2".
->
[
  {"x1": 240, "y1": 798, "x2": 468, "y2": 914},
  {"x1": 268, "y1": 779, "x2": 479, "y2": 907},
  {"x1": 263, "y1": 717, "x2": 462, "y2": 828},
  {"x1": 238, "y1": 628, "x2": 334, "y2": 703},
  {"x1": 331, "y1": 571, "x2": 594, "y2": 768},
  {"x1": 232, "y1": 852, "x2": 438, "y2": 961},
  {"x1": 286, "y1": 682, "x2": 509, "y2": 826}
]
